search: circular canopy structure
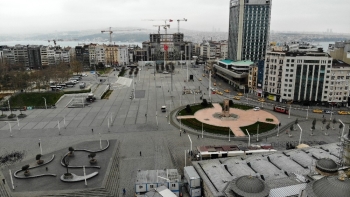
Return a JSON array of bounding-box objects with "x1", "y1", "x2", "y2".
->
[
  {"x1": 316, "y1": 158, "x2": 338, "y2": 173},
  {"x1": 230, "y1": 175, "x2": 270, "y2": 197},
  {"x1": 305, "y1": 176, "x2": 350, "y2": 197}
]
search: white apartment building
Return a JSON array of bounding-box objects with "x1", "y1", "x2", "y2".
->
[
  {"x1": 2, "y1": 48, "x2": 15, "y2": 65},
  {"x1": 117, "y1": 45, "x2": 129, "y2": 65},
  {"x1": 263, "y1": 48, "x2": 349, "y2": 106},
  {"x1": 95, "y1": 45, "x2": 106, "y2": 65},
  {"x1": 40, "y1": 46, "x2": 56, "y2": 67},
  {"x1": 89, "y1": 44, "x2": 97, "y2": 67}
]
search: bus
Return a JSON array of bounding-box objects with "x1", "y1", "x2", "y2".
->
[{"x1": 273, "y1": 106, "x2": 289, "y2": 114}]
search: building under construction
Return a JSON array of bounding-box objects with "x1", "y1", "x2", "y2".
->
[{"x1": 142, "y1": 33, "x2": 192, "y2": 62}]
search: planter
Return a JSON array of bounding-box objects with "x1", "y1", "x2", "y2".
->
[
  {"x1": 18, "y1": 114, "x2": 27, "y2": 118},
  {"x1": 68, "y1": 153, "x2": 74, "y2": 157},
  {"x1": 37, "y1": 160, "x2": 44, "y2": 165},
  {"x1": 63, "y1": 173, "x2": 73, "y2": 179},
  {"x1": 89, "y1": 159, "x2": 97, "y2": 164},
  {"x1": 0, "y1": 114, "x2": 7, "y2": 119},
  {"x1": 8, "y1": 114, "x2": 17, "y2": 119}
]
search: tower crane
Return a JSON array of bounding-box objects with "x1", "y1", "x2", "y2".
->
[
  {"x1": 153, "y1": 25, "x2": 170, "y2": 34},
  {"x1": 176, "y1": 18, "x2": 187, "y2": 33},
  {"x1": 101, "y1": 27, "x2": 143, "y2": 44}
]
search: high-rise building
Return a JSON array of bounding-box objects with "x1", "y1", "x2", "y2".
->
[{"x1": 228, "y1": 0, "x2": 272, "y2": 62}]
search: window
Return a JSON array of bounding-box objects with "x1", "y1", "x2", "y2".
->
[
  {"x1": 150, "y1": 185, "x2": 154, "y2": 188},
  {"x1": 139, "y1": 186, "x2": 143, "y2": 189},
  {"x1": 171, "y1": 184, "x2": 176, "y2": 187}
]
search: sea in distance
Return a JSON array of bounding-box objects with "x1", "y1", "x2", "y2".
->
[{"x1": 0, "y1": 40, "x2": 143, "y2": 48}]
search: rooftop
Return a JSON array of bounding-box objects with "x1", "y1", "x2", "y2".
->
[{"x1": 135, "y1": 169, "x2": 180, "y2": 184}]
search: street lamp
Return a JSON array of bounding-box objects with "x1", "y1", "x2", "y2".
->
[
  {"x1": 188, "y1": 135, "x2": 192, "y2": 152},
  {"x1": 288, "y1": 105, "x2": 291, "y2": 119},
  {"x1": 297, "y1": 124, "x2": 303, "y2": 145},
  {"x1": 339, "y1": 119, "x2": 345, "y2": 140},
  {"x1": 330, "y1": 106, "x2": 334, "y2": 120},
  {"x1": 5, "y1": 121, "x2": 13, "y2": 137},
  {"x1": 246, "y1": 129, "x2": 250, "y2": 147},
  {"x1": 179, "y1": 113, "x2": 182, "y2": 132},
  {"x1": 306, "y1": 106, "x2": 309, "y2": 120},
  {"x1": 42, "y1": 97, "x2": 47, "y2": 109},
  {"x1": 277, "y1": 123, "x2": 280, "y2": 137},
  {"x1": 256, "y1": 119, "x2": 259, "y2": 142},
  {"x1": 39, "y1": 139, "x2": 42, "y2": 155},
  {"x1": 202, "y1": 122, "x2": 203, "y2": 138}
]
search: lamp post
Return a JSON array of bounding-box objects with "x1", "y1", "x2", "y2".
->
[
  {"x1": 7, "y1": 100, "x2": 11, "y2": 113},
  {"x1": 330, "y1": 106, "x2": 334, "y2": 120},
  {"x1": 288, "y1": 105, "x2": 291, "y2": 119},
  {"x1": 188, "y1": 135, "x2": 192, "y2": 152},
  {"x1": 246, "y1": 129, "x2": 250, "y2": 147},
  {"x1": 229, "y1": 128, "x2": 231, "y2": 142},
  {"x1": 339, "y1": 119, "x2": 345, "y2": 140},
  {"x1": 202, "y1": 122, "x2": 203, "y2": 138},
  {"x1": 39, "y1": 139, "x2": 42, "y2": 155},
  {"x1": 256, "y1": 119, "x2": 259, "y2": 142},
  {"x1": 5, "y1": 121, "x2": 12, "y2": 137},
  {"x1": 156, "y1": 111, "x2": 158, "y2": 128},
  {"x1": 42, "y1": 97, "x2": 47, "y2": 109},
  {"x1": 179, "y1": 113, "x2": 182, "y2": 132},
  {"x1": 297, "y1": 124, "x2": 303, "y2": 145},
  {"x1": 277, "y1": 123, "x2": 280, "y2": 137},
  {"x1": 306, "y1": 106, "x2": 309, "y2": 120},
  {"x1": 99, "y1": 133, "x2": 102, "y2": 149}
]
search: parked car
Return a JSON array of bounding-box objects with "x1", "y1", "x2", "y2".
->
[{"x1": 253, "y1": 107, "x2": 260, "y2": 111}]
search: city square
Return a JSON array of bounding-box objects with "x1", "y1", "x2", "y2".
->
[{"x1": 0, "y1": 64, "x2": 348, "y2": 196}]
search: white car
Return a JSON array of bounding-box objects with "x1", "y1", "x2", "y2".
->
[
  {"x1": 253, "y1": 107, "x2": 260, "y2": 111},
  {"x1": 162, "y1": 71, "x2": 169, "y2": 74}
]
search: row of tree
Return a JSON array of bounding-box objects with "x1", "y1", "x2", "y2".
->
[{"x1": 0, "y1": 59, "x2": 83, "y2": 92}]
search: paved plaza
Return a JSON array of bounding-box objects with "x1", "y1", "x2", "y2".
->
[{"x1": 0, "y1": 64, "x2": 349, "y2": 196}]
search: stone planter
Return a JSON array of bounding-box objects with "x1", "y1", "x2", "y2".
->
[
  {"x1": 89, "y1": 159, "x2": 97, "y2": 164},
  {"x1": 37, "y1": 160, "x2": 44, "y2": 165},
  {"x1": 63, "y1": 173, "x2": 73, "y2": 179}
]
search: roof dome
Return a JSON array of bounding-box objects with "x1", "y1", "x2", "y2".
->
[
  {"x1": 230, "y1": 175, "x2": 270, "y2": 197},
  {"x1": 316, "y1": 158, "x2": 338, "y2": 173},
  {"x1": 305, "y1": 176, "x2": 350, "y2": 197}
]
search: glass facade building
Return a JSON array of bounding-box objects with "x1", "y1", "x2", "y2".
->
[{"x1": 228, "y1": 0, "x2": 271, "y2": 62}]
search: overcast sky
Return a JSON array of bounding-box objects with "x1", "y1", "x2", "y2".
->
[{"x1": 0, "y1": 0, "x2": 349, "y2": 35}]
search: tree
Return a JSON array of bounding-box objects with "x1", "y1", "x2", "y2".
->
[
  {"x1": 312, "y1": 118, "x2": 316, "y2": 126},
  {"x1": 201, "y1": 99, "x2": 208, "y2": 107},
  {"x1": 185, "y1": 105, "x2": 192, "y2": 114},
  {"x1": 332, "y1": 118, "x2": 337, "y2": 130},
  {"x1": 36, "y1": 154, "x2": 44, "y2": 164},
  {"x1": 339, "y1": 123, "x2": 344, "y2": 137},
  {"x1": 290, "y1": 125, "x2": 294, "y2": 132},
  {"x1": 229, "y1": 100, "x2": 234, "y2": 107},
  {"x1": 22, "y1": 164, "x2": 30, "y2": 176},
  {"x1": 295, "y1": 118, "x2": 298, "y2": 125},
  {"x1": 322, "y1": 118, "x2": 326, "y2": 130},
  {"x1": 311, "y1": 125, "x2": 315, "y2": 135},
  {"x1": 70, "y1": 59, "x2": 83, "y2": 75},
  {"x1": 325, "y1": 122, "x2": 330, "y2": 135}
]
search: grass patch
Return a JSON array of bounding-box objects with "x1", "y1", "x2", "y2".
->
[
  {"x1": 64, "y1": 89, "x2": 91, "y2": 94},
  {"x1": 118, "y1": 68, "x2": 126, "y2": 77},
  {"x1": 240, "y1": 121, "x2": 277, "y2": 135},
  {"x1": 266, "y1": 118, "x2": 274, "y2": 122},
  {"x1": 7, "y1": 92, "x2": 64, "y2": 108},
  {"x1": 181, "y1": 118, "x2": 230, "y2": 136},
  {"x1": 101, "y1": 90, "x2": 113, "y2": 99},
  {"x1": 219, "y1": 102, "x2": 253, "y2": 110},
  {"x1": 178, "y1": 103, "x2": 213, "y2": 116}
]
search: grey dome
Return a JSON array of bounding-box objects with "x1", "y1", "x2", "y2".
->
[
  {"x1": 316, "y1": 158, "x2": 338, "y2": 173},
  {"x1": 230, "y1": 175, "x2": 270, "y2": 197},
  {"x1": 305, "y1": 176, "x2": 350, "y2": 197}
]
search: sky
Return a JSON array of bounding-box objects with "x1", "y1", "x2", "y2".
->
[{"x1": 0, "y1": 0, "x2": 349, "y2": 35}]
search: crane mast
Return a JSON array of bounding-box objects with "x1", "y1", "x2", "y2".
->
[{"x1": 177, "y1": 18, "x2": 187, "y2": 33}]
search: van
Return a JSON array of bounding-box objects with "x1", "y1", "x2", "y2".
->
[{"x1": 161, "y1": 106, "x2": 167, "y2": 112}]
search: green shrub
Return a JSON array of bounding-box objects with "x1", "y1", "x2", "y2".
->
[
  {"x1": 240, "y1": 121, "x2": 276, "y2": 135},
  {"x1": 266, "y1": 118, "x2": 274, "y2": 122},
  {"x1": 178, "y1": 103, "x2": 214, "y2": 116}
]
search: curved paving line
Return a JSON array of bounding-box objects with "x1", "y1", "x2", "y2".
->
[
  {"x1": 14, "y1": 155, "x2": 57, "y2": 179},
  {"x1": 60, "y1": 140, "x2": 110, "y2": 169}
]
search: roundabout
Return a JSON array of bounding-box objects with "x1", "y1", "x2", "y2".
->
[{"x1": 177, "y1": 103, "x2": 280, "y2": 137}]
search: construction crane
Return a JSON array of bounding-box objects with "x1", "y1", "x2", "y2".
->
[
  {"x1": 101, "y1": 27, "x2": 143, "y2": 44},
  {"x1": 143, "y1": 19, "x2": 173, "y2": 33},
  {"x1": 153, "y1": 24, "x2": 170, "y2": 34},
  {"x1": 176, "y1": 18, "x2": 187, "y2": 33}
]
